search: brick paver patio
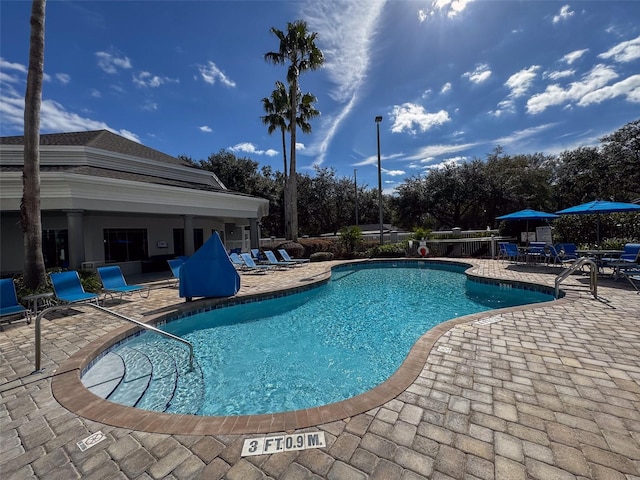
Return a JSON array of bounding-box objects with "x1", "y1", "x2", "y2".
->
[{"x1": 2, "y1": 258, "x2": 640, "y2": 479}]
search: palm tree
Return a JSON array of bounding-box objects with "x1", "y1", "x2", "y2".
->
[
  {"x1": 261, "y1": 81, "x2": 290, "y2": 177},
  {"x1": 265, "y1": 20, "x2": 324, "y2": 241},
  {"x1": 22, "y1": 0, "x2": 47, "y2": 290}
]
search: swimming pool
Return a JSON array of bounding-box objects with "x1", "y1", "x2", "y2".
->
[{"x1": 95, "y1": 261, "x2": 553, "y2": 417}]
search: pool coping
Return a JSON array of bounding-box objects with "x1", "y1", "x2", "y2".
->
[{"x1": 51, "y1": 258, "x2": 573, "y2": 435}]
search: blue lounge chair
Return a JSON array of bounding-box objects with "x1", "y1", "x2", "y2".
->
[
  {"x1": 240, "y1": 253, "x2": 275, "y2": 272},
  {"x1": 0, "y1": 278, "x2": 31, "y2": 328},
  {"x1": 278, "y1": 249, "x2": 309, "y2": 264},
  {"x1": 167, "y1": 258, "x2": 186, "y2": 287},
  {"x1": 555, "y1": 243, "x2": 579, "y2": 260},
  {"x1": 230, "y1": 252, "x2": 268, "y2": 274},
  {"x1": 50, "y1": 271, "x2": 100, "y2": 305},
  {"x1": 526, "y1": 241, "x2": 547, "y2": 263},
  {"x1": 97, "y1": 266, "x2": 149, "y2": 302},
  {"x1": 251, "y1": 248, "x2": 265, "y2": 262},
  {"x1": 263, "y1": 250, "x2": 296, "y2": 268}
]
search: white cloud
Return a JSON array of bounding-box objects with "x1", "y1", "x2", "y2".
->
[
  {"x1": 385, "y1": 169, "x2": 406, "y2": 176},
  {"x1": 301, "y1": 0, "x2": 387, "y2": 165},
  {"x1": 90, "y1": 89, "x2": 101, "y2": 98},
  {"x1": 95, "y1": 50, "x2": 132, "y2": 74},
  {"x1": 526, "y1": 64, "x2": 619, "y2": 114},
  {"x1": 562, "y1": 49, "x2": 588, "y2": 65},
  {"x1": 462, "y1": 63, "x2": 491, "y2": 84},
  {"x1": 494, "y1": 124, "x2": 556, "y2": 146},
  {"x1": 505, "y1": 65, "x2": 540, "y2": 98},
  {"x1": 229, "y1": 142, "x2": 278, "y2": 156},
  {"x1": 418, "y1": 0, "x2": 475, "y2": 21},
  {"x1": 598, "y1": 34, "x2": 640, "y2": 63},
  {"x1": 544, "y1": 69, "x2": 575, "y2": 80},
  {"x1": 553, "y1": 5, "x2": 574, "y2": 24},
  {"x1": 425, "y1": 156, "x2": 468, "y2": 170},
  {"x1": 577, "y1": 74, "x2": 640, "y2": 106},
  {"x1": 406, "y1": 143, "x2": 478, "y2": 162},
  {"x1": 200, "y1": 126, "x2": 212, "y2": 133},
  {"x1": 133, "y1": 71, "x2": 178, "y2": 88},
  {"x1": 0, "y1": 57, "x2": 27, "y2": 74},
  {"x1": 390, "y1": 103, "x2": 450, "y2": 135},
  {"x1": 440, "y1": 82, "x2": 452, "y2": 94},
  {"x1": 296, "y1": 142, "x2": 306, "y2": 150},
  {"x1": 141, "y1": 101, "x2": 158, "y2": 111},
  {"x1": 55, "y1": 73, "x2": 71, "y2": 85},
  {"x1": 198, "y1": 61, "x2": 236, "y2": 87}
]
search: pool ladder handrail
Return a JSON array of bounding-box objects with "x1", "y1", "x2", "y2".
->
[
  {"x1": 34, "y1": 303, "x2": 193, "y2": 373},
  {"x1": 554, "y1": 257, "x2": 598, "y2": 299}
]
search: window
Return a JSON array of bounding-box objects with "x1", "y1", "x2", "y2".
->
[
  {"x1": 104, "y1": 229, "x2": 148, "y2": 262},
  {"x1": 43, "y1": 229, "x2": 68, "y2": 269}
]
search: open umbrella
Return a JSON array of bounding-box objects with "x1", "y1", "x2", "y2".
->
[
  {"x1": 555, "y1": 200, "x2": 640, "y2": 244},
  {"x1": 496, "y1": 208, "x2": 559, "y2": 243}
]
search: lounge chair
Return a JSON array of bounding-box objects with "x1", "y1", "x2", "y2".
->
[
  {"x1": 240, "y1": 253, "x2": 275, "y2": 272},
  {"x1": 97, "y1": 266, "x2": 149, "y2": 302},
  {"x1": 251, "y1": 248, "x2": 266, "y2": 263},
  {"x1": 50, "y1": 271, "x2": 100, "y2": 305},
  {"x1": 263, "y1": 250, "x2": 296, "y2": 268},
  {"x1": 167, "y1": 258, "x2": 186, "y2": 287},
  {"x1": 0, "y1": 278, "x2": 31, "y2": 328},
  {"x1": 229, "y1": 252, "x2": 268, "y2": 274},
  {"x1": 278, "y1": 249, "x2": 309, "y2": 264}
]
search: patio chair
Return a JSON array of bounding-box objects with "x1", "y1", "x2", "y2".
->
[
  {"x1": 167, "y1": 258, "x2": 186, "y2": 287},
  {"x1": 545, "y1": 244, "x2": 577, "y2": 267},
  {"x1": 263, "y1": 250, "x2": 296, "y2": 268},
  {"x1": 278, "y1": 249, "x2": 310, "y2": 265},
  {"x1": 49, "y1": 271, "x2": 100, "y2": 305},
  {"x1": 240, "y1": 253, "x2": 275, "y2": 272},
  {"x1": 502, "y1": 243, "x2": 523, "y2": 263},
  {"x1": 250, "y1": 248, "x2": 267, "y2": 263},
  {"x1": 555, "y1": 243, "x2": 579, "y2": 261},
  {"x1": 229, "y1": 252, "x2": 269, "y2": 274},
  {"x1": 97, "y1": 266, "x2": 150, "y2": 302},
  {"x1": 620, "y1": 267, "x2": 640, "y2": 293},
  {"x1": 525, "y1": 241, "x2": 547, "y2": 264},
  {"x1": 0, "y1": 278, "x2": 31, "y2": 329}
]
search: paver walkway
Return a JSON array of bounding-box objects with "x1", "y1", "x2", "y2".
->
[{"x1": 1, "y1": 258, "x2": 640, "y2": 479}]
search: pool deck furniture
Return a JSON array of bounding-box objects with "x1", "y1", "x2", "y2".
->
[
  {"x1": 263, "y1": 249, "x2": 297, "y2": 268},
  {"x1": 0, "y1": 278, "x2": 31, "y2": 328},
  {"x1": 97, "y1": 265, "x2": 150, "y2": 302},
  {"x1": 278, "y1": 248, "x2": 310, "y2": 264},
  {"x1": 5, "y1": 258, "x2": 640, "y2": 480},
  {"x1": 22, "y1": 291, "x2": 55, "y2": 316},
  {"x1": 49, "y1": 270, "x2": 100, "y2": 305}
]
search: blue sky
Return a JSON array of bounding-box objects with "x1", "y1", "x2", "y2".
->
[{"x1": 1, "y1": 1, "x2": 639, "y2": 193}]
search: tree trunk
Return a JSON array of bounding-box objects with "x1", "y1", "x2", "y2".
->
[
  {"x1": 22, "y1": 0, "x2": 47, "y2": 290},
  {"x1": 281, "y1": 126, "x2": 289, "y2": 239},
  {"x1": 288, "y1": 80, "x2": 298, "y2": 241}
]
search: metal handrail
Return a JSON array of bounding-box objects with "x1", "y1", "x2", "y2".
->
[
  {"x1": 34, "y1": 303, "x2": 193, "y2": 373},
  {"x1": 555, "y1": 257, "x2": 598, "y2": 299}
]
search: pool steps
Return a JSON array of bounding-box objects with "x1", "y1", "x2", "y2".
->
[{"x1": 81, "y1": 338, "x2": 204, "y2": 414}]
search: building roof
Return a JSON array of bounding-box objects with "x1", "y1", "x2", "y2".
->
[{"x1": 0, "y1": 130, "x2": 190, "y2": 167}]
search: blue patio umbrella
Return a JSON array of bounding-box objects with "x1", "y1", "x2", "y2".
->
[
  {"x1": 496, "y1": 209, "x2": 558, "y2": 244},
  {"x1": 556, "y1": 200, "x2": 640, "y2": 244}
]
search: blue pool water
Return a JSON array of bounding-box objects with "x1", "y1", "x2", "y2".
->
[{"x1": 124, "y1": 263, "x2": 552, "y2": 416}]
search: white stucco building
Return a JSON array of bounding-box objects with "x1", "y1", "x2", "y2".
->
[{"x1": 0, "y1": 130, "x2": 269, "y2": 276}]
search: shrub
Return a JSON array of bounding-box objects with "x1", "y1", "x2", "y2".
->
[
  {"x1": 339, "y1": 226, "x2": 363, "y2": 254},
  {"x1": 366, "y1": 243, "x2": 406, "y2": 258},
  {"x1": 310, "y1": 252, "x2": 335, "y2": 262},
  {"x1": 276, "y1": 241, "x2": 305, "y2": 259}
]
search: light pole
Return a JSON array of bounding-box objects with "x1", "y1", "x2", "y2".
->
[
  {"x1": 354, "y1": 169, "x2": 359, "y2": 226},
  {"x1": 375, "y1": 115, "x2": 383, "y2": 245}
]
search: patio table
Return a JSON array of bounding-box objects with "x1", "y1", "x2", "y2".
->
[{"x1": 576, "y1": 250, "x2": 625, "y2": 276}]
